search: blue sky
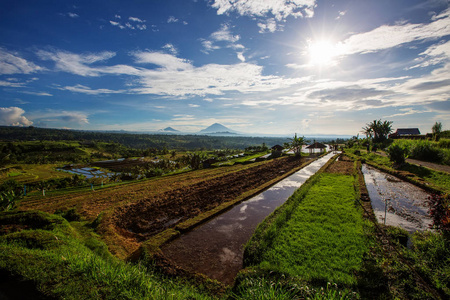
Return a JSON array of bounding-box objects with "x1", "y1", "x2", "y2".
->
[{"x1": 1, "y1": 0, "x2": 449, "y2": 136}]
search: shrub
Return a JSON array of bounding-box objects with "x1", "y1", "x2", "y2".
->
[
  {"x1": 410, "y1": 140, "x2": 443, "y2": 163},
  {"x1": 386, "y1": 143, "x2": 409, "y2": 166}
]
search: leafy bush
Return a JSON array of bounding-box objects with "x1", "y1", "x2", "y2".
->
[
  {"x1": 410, "y1": 140, "x2": 443, "y2": 163},
  {"x1": 386, "y1": 143, "x2": 409, "y2": 166}
]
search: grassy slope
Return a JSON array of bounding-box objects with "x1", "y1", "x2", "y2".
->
[{"x1": 0, "y1": 211, "x2": 215, "y2": 300}]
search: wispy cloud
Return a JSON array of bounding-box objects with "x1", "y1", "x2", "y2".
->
[
  {"x1": 29, "y1": 109, "x2": 89, "y2": 125},
  {"x1": 257, "y1": 18, "x2": 281, "y2": 33},
  {"x1": 36, "y1": 49, "x2": 142, "y2": 76},
  {"x1": 20, "y1": 91, "x2": 53, "y2": 96},
  {"x1": 162, "y1": 43, "x2": 178, "y2": 55},
  {"x1": 201, "y1": 24, "x2": 244, "y2": 54},
  {"x1": 0, "y1": 48, "x2": 44, "y2": 75},
  {"x1": 341, "y1": 8, "x2": 450, "y2": 56},
  {"x1": 167, "y1": 16, "x2": 178, "y2": 23},
  {"x1": 58, "y1": 84, "x2": 124, "y2": 95},
  {"x1": 408, "y1": 39, "x2": 450, "y2": 69},
  {"x1": 0, "y1": 107, "x2": 33, "y2": 126},
  {"x1": 129, "y1": 16, "x2": 145, "y2": 23},
  {"x1": 110, "y1": 20, "x2": 125, "y2": 29},
  {"x1": 110, "y1": 16, "x2": 147, "y2": 30}
]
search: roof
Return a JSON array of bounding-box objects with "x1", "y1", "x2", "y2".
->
[
  {"x1": 306, "y1": 142, "x2": 326, "y2": 149},
  {"x1": 395, "y1": 128, "x2": 421, "y2": 135}
]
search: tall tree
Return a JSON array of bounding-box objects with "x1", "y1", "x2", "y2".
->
[
  {"x1": 284, "y1": 133, "x2": 308, "y2": 157},
  {"x1": 363, "y1": 119, "x2": 393, "y2": 143},
  {"x1": 432, "y1": 121, "x2": 442, "y2": 141}
]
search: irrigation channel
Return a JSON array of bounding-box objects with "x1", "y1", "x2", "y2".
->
[
  {"x1": 161, "y1": 152, "x2": 338, "y2": 285},
  {"x1": 361, "y1": 164, "x2": 433, "y2": 234}
]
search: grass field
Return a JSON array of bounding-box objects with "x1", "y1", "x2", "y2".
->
[
  {"x1": 244, "y1": 172, "x2": 366, "y2": 286},
  {"x1": 0, "y1": 164, "x2": 73, "y2": 185}
]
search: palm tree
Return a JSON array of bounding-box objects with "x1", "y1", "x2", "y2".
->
[
  {"x1": 285, "y1": 133, "x2": 308, "y2": 158},
  {"x1": 363, "y1": 119, "x2": 393, "y2": 143}
]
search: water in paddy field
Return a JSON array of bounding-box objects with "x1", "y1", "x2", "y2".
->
[
  {"x1": 161, "y1": 152, "x2": 338, "y2": 285},
  {"x1": 361, "y1": 164, "x2": 433, "y2": 233}
]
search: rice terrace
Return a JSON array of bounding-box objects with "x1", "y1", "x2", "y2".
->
[
  {"x1": 0, "y1": 124, "x2": 449, "y2": 300},
  {"x1": 1, "y1": 1, "x2": 450, "y2": 299}
]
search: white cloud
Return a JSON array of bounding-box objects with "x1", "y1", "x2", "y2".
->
[
  {"x1": 67, "y1": 12, "x2": 79, "y2": 18},
  {"x1": 189, "y1": 104, "x2": 200, "y2": 107},
  {"x1": 110, "y1": 20, "x2": 125, "y2": 29},
  {"x1": 58, "y1": 84, "x2": 124, "y2": 95},
  {"x1": 237, "y1": 52, "x2": 246, "y2": 62},
  {"x1": 211, "y1": 24, "x2": 240, "y2": 42},
  {"x1": 115, "y1": 15, "x2": 121, "y2": 19},
  {"x1": 136, "y1": 24, "x2": 147, "y2": 30},
  {"x1": 202, "y1": 24, "x2": 244, "y2": 54},
  {"x1": 336, "y1": 10, "x2": 346, "y2": 20},
  {"x1": 0, "y1": 48, "x2": 44, "y2": 75},
  {"x1": 133, "y1": 51, "x2": 192, "y2": 71},
  {"x1": 37, "y1": 49, "x2": 142, "y2": 77},
  {"x1": 30, "y1": 110, "x2": 89, "y2": 125},
  {"x1": 125, "y1": 22, "x2": 135, "y2": 29},
  {"x1": 163, "y1": 43, "x2": 178, "y2": 55},
  {"x1": 167, "y1": 16, "x2": 178, "y2": 23},
  {"x1": 211, "y1": 0, "x2": 317, "y2": 21},
  {"x1": 409, "y1": 39, "x2": 450, "y2": 69},
  {"x1": 201, "y1": 40, "x2": 221, "y2": 53},
  {"x1": 129, "y1": 16, "x2": 145, "y2": 23},
  {"x1": 0, "y1": 80, "x2": 25, "y2": 87},
  {"x1": 0, "y1": 107, "x2": 33, "y2": 126},
  {"x1": 341, "y1": 8, "x2": 450, "y2": 56},
  {"x1": 20, "y1": 91, "x2": 53, "y2": 96},
  {"x1": 257, "y1": 18, "x2": 280, "y2": 33},
  {"x1": 133, "y1": 56, "x2": 304, "y2": 97}
]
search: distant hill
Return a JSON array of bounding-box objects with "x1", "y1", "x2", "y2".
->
[
  {"x1": 198, "y1": 123, "x2": 237, "y2": 135},
  {"x1": 159, "y1": 127, "x2": 178, "y2": 132}
]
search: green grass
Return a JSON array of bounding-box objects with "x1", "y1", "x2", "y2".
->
[
  {"x1": 0, "y1": 210, "x2": 216, "y2": 300},
  {"x1": 245, "y1": 172, "x2": 367, "y2": 289}
]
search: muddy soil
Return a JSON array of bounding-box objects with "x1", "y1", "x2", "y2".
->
[{"x1": 114, "y1": 156, "x2": 307, "y2": 241}]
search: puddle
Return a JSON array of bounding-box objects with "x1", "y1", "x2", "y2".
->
[
  {"x1": 361, "y1": 164, "x2": 432, "y2": 233},
  {"x1": 161, "y1": 152, "x2": 338, "y2": 285}
]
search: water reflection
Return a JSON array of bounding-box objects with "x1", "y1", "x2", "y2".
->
[
  {"x1": 361, "y1": 164, "x2": 432, "y2": 233},
  {"x1": 161, "y1": 152, "x2": 337, "y2": 285}
]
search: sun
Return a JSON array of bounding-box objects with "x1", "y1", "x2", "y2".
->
[{"x1": 307, "y1": 39, "x2": 341, "y2": 67}]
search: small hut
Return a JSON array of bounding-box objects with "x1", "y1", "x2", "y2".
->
[{"x1": 306, "y1": 142, "x2": 327, "y2": 154}]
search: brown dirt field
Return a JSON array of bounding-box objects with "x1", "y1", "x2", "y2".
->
[
  {"x1": 19, "y1": 156, "x2": 309, "y2": 257},
  {"x1": 325, "y1": 155, "x2": 354, "y2": 175},
  {"x1": 113, "y1": 156, "x2": 307, "y2": 242}
]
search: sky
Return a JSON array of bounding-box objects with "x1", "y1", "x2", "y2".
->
[{"x1": 0, "y1": 0, "x2": 449, "y2": 136}]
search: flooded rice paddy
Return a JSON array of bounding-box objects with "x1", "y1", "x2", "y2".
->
[
  {"x1": 161, "y1": 152, "x2": 338, "y2": 285},
  {"x1": 361, "y1": 164, "x2": 432, "y2": 233}
]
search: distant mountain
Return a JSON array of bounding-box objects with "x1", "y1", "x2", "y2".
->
[
  {"x1": 158, "y1": 126, "x2": 179, "y2": 132},
  {"x1": 198, "y1": 123, "x2": 238, "y2": 135}
]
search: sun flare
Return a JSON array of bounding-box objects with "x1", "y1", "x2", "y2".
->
[{"x1": 308, "y1": 40, "x2": 341, "y2": 67}]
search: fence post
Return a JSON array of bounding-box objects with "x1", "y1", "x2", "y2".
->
[{"x1": 24, "y1": 185, "x2": 26, "y2": 196}]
